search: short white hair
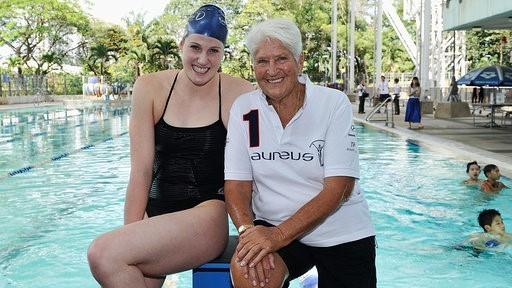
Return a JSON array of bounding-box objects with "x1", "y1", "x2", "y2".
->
[{"x1": 245, "y1": 18, "x2": 302, "y2": 61}]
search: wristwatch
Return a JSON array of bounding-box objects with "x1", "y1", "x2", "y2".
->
[{"x1": 237, "y1": 224, "x2": 254, "y2": 235}]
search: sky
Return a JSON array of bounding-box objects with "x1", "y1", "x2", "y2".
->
[{"x1": 81, "y1": 0, "x2": 170, "y2": 26}]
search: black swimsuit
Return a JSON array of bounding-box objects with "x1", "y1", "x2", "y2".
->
[{"x1": 146, "y1": 74, "x2": 226, "y2": 217}]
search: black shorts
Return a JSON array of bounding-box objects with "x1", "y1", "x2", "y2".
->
[
  {"x1": 379, "y1": 94, "x2": 391, "y2": 102},
  {"x1": 254, "y1": 220, "x2": 376, "y2": 288}
]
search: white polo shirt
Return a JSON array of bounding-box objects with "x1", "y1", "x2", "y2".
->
[
  {"x1": 378, "y1": 80, "x2": 389, "y2": 94},
  {"x1": 225, "y1": 76, "x2": 374, "y2": 247}
]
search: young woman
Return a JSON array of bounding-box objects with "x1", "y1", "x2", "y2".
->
[
  {"x1": 404, "y1": 76, "x2": 423, "y2": 129},
  {"x1": 87, "y1": 5, "x2": 254, "y2": 287}
]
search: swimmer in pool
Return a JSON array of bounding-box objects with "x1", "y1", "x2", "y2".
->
[
  {"x1": 463, "y1": 161, "x2": 482, "y2": 185},
  {"x1": 468, "y1": 209, "x2": 512, "y2": 250},
  {"x1": 480, "y1": 164, "x2": 508, "y2": 193}
]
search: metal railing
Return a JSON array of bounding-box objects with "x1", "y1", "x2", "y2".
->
[
  {"x1": 365, "y1": 97, "x2": 395, "y2": 127},
  {"x1": 0, "y1": 74, "x2": 83, "y2": 97}
]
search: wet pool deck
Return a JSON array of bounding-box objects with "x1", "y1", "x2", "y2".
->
[{"x1": 352, "y1": 102, "x2": 512, "y2": 178}]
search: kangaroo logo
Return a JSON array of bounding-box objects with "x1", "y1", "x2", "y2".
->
[{"x1": 309, "y1": 140, "x2": 325, "y2": 166}]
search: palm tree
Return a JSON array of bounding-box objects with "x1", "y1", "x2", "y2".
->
[
  {"x1": 6, "y1": 55, "x2": 23, "y2": 75},
  {"x1": 88, "y1": 43, "x2": 118, "y2": 76},
  {"x1": 151, "y1": 38, "x2": 180, "y2": 70},
  {"x1": 127, "y1": 47, "x2": 147, "y2": 78}
]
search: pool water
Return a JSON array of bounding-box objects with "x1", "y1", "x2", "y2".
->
[{"x1": 0, "y1": 104, "x2": 511, "y2": 288}]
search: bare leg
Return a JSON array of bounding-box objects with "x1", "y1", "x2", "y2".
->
[
  {"x1": 88, "y1": 200, "x2": 228, "y2": 288},
  {"x1": 230, "y1": 253, "x2": 288, "y2": 288}
]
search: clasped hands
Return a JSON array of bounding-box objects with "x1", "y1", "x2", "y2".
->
[{"x1": 235, "y1": 225, "x2": 285, "y2": 287}]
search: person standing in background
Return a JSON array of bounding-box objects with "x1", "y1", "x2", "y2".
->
[
  {"x1": 447, "y1": 76, "x2": 460, "y2": 102},
  {"x1": 392, "y1": 78, "x2": 401, "y2": 115},
  {"x1": 405, "y1": 76, "x2": 423, "y2": 129},
  {"x1": 478, "y1": 86, "x2": 485, "y2": 103},
  {"x1": 357, "y1": 79, "x2": 368, "y2": 114},
  {"x1": 377, "y1": 75, "x2": 390, "y2": 113},
  {"x1": 471, "y1": 87, "x2": 478, "y2": 103}
]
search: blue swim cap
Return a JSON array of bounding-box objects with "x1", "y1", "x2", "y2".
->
[{"x1": 186, "y1": 4, "x2": 227, "y2": 45}]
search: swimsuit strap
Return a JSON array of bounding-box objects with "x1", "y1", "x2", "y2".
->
[
  {"x1": 218, "y1": 75, "x2": 222, "y2": 121},
  {"x1": 159, "y1": 72, "x2": 222, "y2": 123},
  {"x1": 158, "y1": 72, "x2": 180, "y2": 122}
]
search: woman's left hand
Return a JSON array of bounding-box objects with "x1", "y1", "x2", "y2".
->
[{"x1": 236, "y1": 226, "x2": 284, "y2": 268}]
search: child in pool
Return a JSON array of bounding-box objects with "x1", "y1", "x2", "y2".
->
[
  {"x1": 464, "y1": 161, "x2": 482, "y2": 185},
  {"x1": 480, "y1": 164, "x2": 508, "y2": 193},
  {"x1": 469, "y1": 209, "x2": 512, "y2": 250}
]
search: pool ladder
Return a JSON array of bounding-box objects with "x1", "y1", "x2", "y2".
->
[{"x1": 365, "y1": 97, "x2": 395, "y2": 128}]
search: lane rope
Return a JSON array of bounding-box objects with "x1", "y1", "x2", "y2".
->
[{"x1": 1, "y1": 131, "x2": 128, "y2": 181}]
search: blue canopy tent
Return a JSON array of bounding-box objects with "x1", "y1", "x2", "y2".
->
[
  {"x1": 457, "y1": 65, "x2": 512, "y2": 128},
  {"x1": 457, "y1": 65, "x2": 512, "y2": 86}
]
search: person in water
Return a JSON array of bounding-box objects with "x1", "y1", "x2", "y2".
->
[
  {"x1": 480, "y1": 164, "x2": 508, "y2": 193},
  {"x1": 87, "y1": 5, "x2": 254, "y2": 287},
  {"x1": 464, "y1": 161, "x2": 482, "y2": 185},
  {"x1": 468, "y1": 209, "x2": 511, "y2": 250}
]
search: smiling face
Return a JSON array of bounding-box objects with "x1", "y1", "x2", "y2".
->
[
  {"x1": 485, "y1": 215, "x2": 506, "y2": 236},
  {"x1": 252, "y1": 38, "x2": 303, "y2": 102},
  {"x1": 467, "y1": 164, "x2": 481, "y2": 180},
  {"x1": 180, "y1": 34, "x2": 224, "y2": 86}
]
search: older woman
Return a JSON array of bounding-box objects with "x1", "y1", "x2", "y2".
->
[
  {"x1": 87, "y1": 5, "x2": 254, "y2": 287},
  {"x1": 225, "y1": 19, "x2": 376, "y2": 288}
]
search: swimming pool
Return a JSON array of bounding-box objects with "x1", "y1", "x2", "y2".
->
[{"x1": 0, "y1": 104, "x2": 511, "y2": 287}]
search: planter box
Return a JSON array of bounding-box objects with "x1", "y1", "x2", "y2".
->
[
  {"x1": 421, "y1": 101, "x2": 434, "y2": 114},
  {"x1": 434, "y1": 102, "x2": 471, "y2": 119}
]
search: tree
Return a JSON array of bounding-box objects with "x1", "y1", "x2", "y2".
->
[
  {"x1": 150, "y1": 38, "x2": 180, "y2": 70},
  {"x1": 88, "y1": 43, "x2": 118, "y2": 76},
  {"x1": 0, "y1": 0, "x2": 90, "y2": 75},
  {"x1": 80, "y1": 21, "x2": 128, "y2": 76},
  {"x1": 224, "y1": 0, "x2": 279, "y2": 81},
  {"x1": 294, "y1": 0, "x2": 333, "y2": 83},
  {"x1": 466, "y1": 30, "x2": 512, "y2": 70}
]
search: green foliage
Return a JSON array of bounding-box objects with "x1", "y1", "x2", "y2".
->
[
  {"x1": 0, "y1": 0, "x2": 90, "y2": 75},
  {"x1": 0, "y1": 0, "x2": 427, "y2": 87},
  {"x1": 296, "y1": 0, "x2": 333, "y2": 83},
  {"x1": 47, "y1": 73, "x2": 83, "y2": 95},
  {"x1": 223, "y1": 0, "x2": 279, "y2": 81},
  {"x1": 108, "y1": 56, "x2": 136, "y2": 84},
  {"x1": 466, "y1": 30, "x2": 512, "y2": 70},
  {"x1": 80, "y1": 22, "x2": 127, "y2": 77},
  {"x1": 381, "y1": 17, "x2": 415, "y2": 73},
  {"x1": 149, "y1": 38, "x2": 180, "y2": 71}
]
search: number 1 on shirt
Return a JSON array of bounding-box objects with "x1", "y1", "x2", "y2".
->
[{"x1": 243, "y1": 109, "x2": 259, "y2": 147}]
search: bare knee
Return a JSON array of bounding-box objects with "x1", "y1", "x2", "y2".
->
[
  {"x1": 87, "y1": 234, "x2": 119, "y2": 281},
  {"x1": 230, "y1": 254, "x2": 288, "y2": 288}
]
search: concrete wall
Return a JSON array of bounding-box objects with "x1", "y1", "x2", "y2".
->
[{"x1": 434, "y1": 102, "x2": 471, "y2": 118}]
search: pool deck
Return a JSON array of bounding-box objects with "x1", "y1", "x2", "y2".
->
[
  {"x1": 352, "y1": 102, "x2": 512, "y2": 178},
  {"x1": 0, "y1": 102, "x2": 63, "y2": 111}
]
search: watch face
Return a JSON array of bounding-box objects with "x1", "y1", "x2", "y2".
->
[{"x1": 238, "y1": 224, "x2": 253, "y2": 234}]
